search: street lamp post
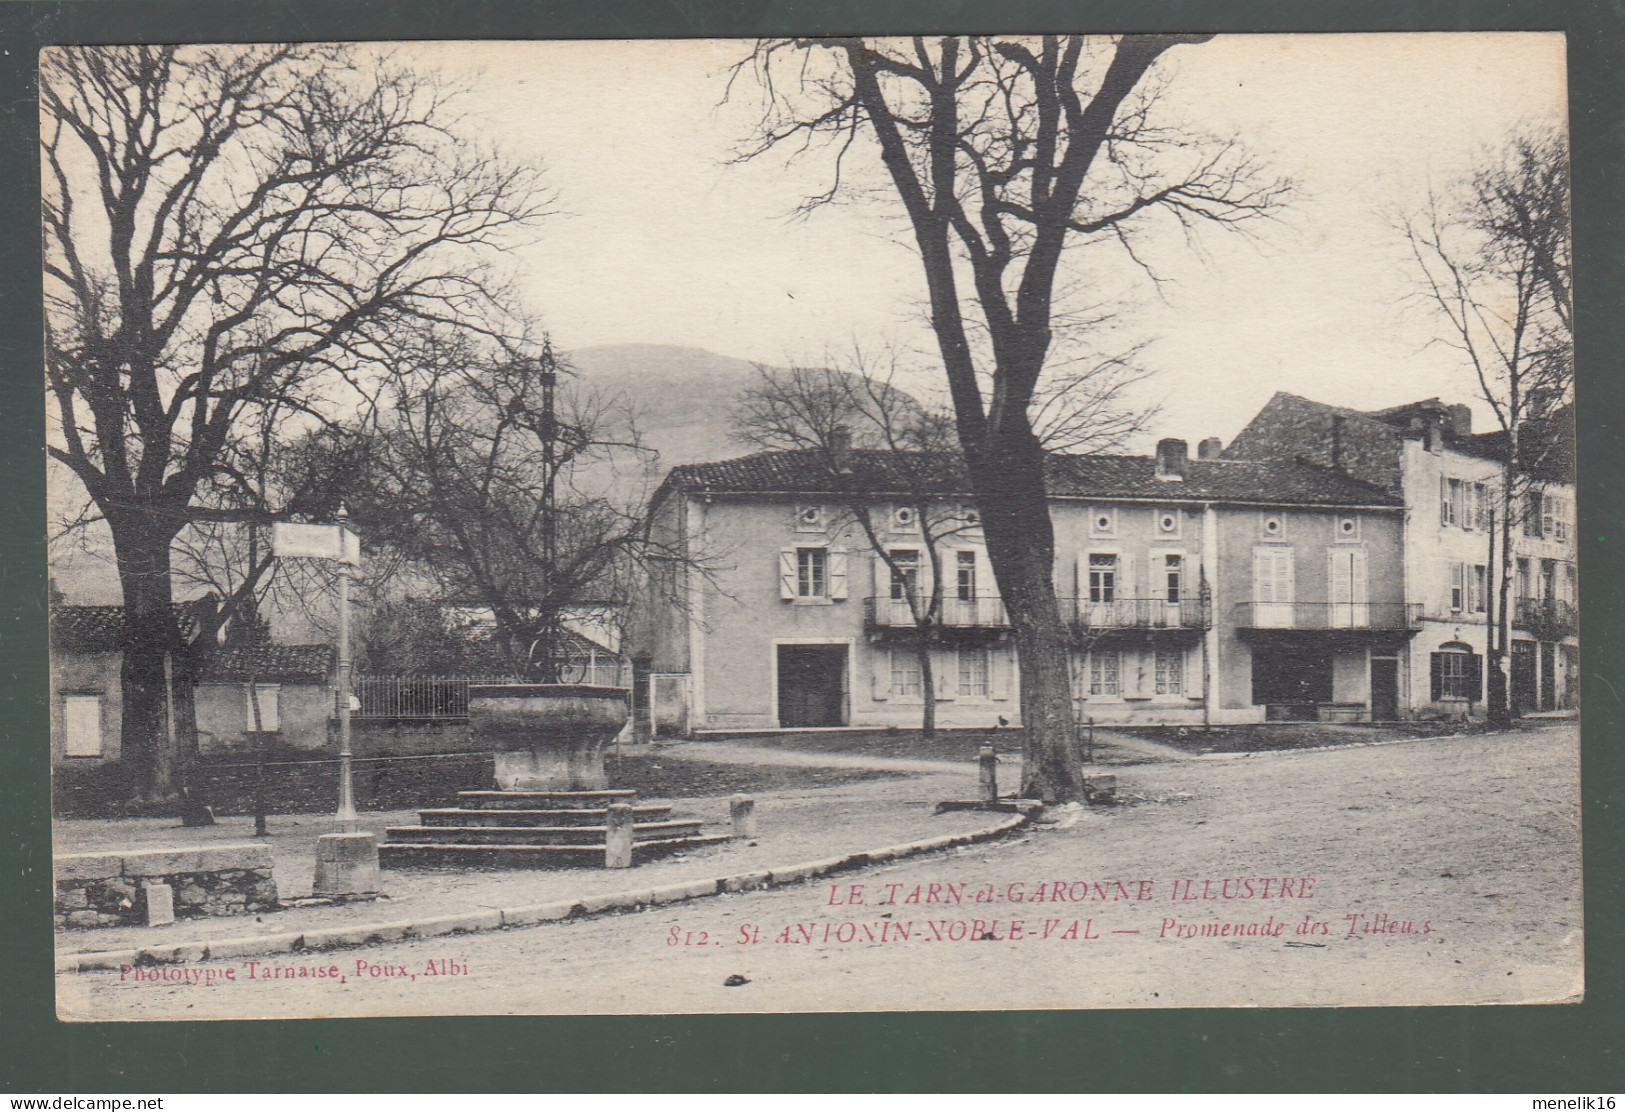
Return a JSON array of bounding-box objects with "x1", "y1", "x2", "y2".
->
[{"x1": 334, "y1": 506, "x2": 358, "y2": 832}]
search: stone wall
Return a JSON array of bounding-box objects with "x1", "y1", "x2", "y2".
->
[{"x1": 54, "y1": 844, "x2": 277, "y2": 929}]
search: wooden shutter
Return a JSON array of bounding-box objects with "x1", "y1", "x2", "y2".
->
[
  {"x1": 1470, "y1": 654, "x2": 1484, "y2": 702},
  {"x1": 1440, "y1": 476, "x2": 1451, "y2": 525},
  {"x1": 829, "y1": 549, "x2": 848, "y2": 600},
  {"x1": 991, "y1": 647, "x2": 1011, "y2": 700},
  {"x1": 1430, "y1": 653, "x2": 1443, "y2": 701},
  {"x1": 871, "y1": 647, "x2": 889, "y2": 701},
  {"x1": 779, "y1": 550, "x2": 797, "y2": 599}
]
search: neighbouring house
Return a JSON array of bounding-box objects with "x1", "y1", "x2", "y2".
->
[
  {"x1": 628, "y1": 437, "x2": 1410, "y2": 734},
  {"x1": 48, "y1": 599, "x2": 219, "y2": 768},
  {"x1": 1225, "y1": 393, "x2": 1578, "y2": 718}
]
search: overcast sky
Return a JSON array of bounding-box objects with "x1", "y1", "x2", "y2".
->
[{"x1": 400, "y1": 33, "x2": 1566, "y2": 450}]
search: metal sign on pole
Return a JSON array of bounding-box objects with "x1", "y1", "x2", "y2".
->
[{"x1": 272, "y1": 515, "x2": 361, "y2": 832}]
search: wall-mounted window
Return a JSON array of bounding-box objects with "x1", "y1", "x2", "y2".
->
[
  {"x1": 1260, "y1": 513, "x2": 1285, "y2": 539},
  {"x1": 1156, "y1": 510, "x2": 1181, "y2": 538},
  {"x1": 1161, "y1": 553, "x2": 1183, "y2": 603},
  {"x1": 1431, "y1": 647, "x2": 1482, "y2": 702},
  {"x1": 889, "y1": 549, "x2": 920, "y2": 601},
  {"x1": 1336, "y1": 516, "x2": 1360, "y2": 541},
  {"x1": 890, "y1": 505, "x2": 920, "y2": 534},
  {"x1": 1440, "y1": 477, "x2": 1464, "y2": 527},
  {"x1": 1088, "y1": 553, "x2": 1118, "y2": 603},
  {"x1": 1471, "y1": 564, "x2": 1487, "y2": 613},
  {"x1": 1523, "y1": 490, "x2": 1544, "y2": 538},
  {"x1": 1088, "y1": 650, "x2": 1120, "y2": 696},
  {"x1": 244, "y1": 684, "x2": 280, "y2": 733},
  {"x1": 62, "y1": 694, "x2": 103, "y2": 757},
  {"x1": 890, "y1": 648, "x2": 922, "y2": 698},
  {"x1": 955, "y1": 551, "x2": 977, "y2": 601},
  {"x1": 1090, "y1": 507, "x2": 1116, "y2": 537},
  {"x1": 1154, "y1": 648, "x2": 1184, "y2": 696},
  {"x1": 957, "y1": 647, "x2": 990, "y2": 698},
  {"x1": 779, "y1": 547, "x2": 847, "y2": 600},
  {"x1": 794, "y1": 505, "x2": 825, "y2": 533}
]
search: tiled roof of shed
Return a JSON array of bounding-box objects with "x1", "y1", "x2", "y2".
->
[
  {"x1": 50, "y1": 603, "x2": 206, "y2": 653},
  {"x1": 662, "y1": 448, "x2": 1400, "y2": 508},
  {"x1": 198, "y1": 643, "x2": 333, "y2": 684}
]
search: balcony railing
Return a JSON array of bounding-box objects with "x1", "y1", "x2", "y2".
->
[
  {"x1": 864, "y1": 595, "x2": 1010, "y2": 630},
  {"x1": 1064, "y1": 596, "x2": 1211, "y2": 632},
  {"x1": 1232, "y1": 602, "x2": 1422, "y2": 631},
  {"x1": 1513, "y1": 597, "x2": 1578, "y2": 639}
]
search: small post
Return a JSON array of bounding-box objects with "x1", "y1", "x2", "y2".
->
[
  {"x1": 1086, "y1": 716, "x2": 1095, "y2": 767},
  {"x1": 978, "y1": 745, "x2": 998, "y2": 803},
  {"x1": 729, "y1": 794, "x2": 757, "y2": 840},
  {"x1": 143, "y1": 883, "x2": 174, "y2": 928},
  {"x1": 605, "y1": 802, "x2": 634, "y2": 869},
  {"x1": 313, "y1": 831, "x2": 382, "y2": 897}
]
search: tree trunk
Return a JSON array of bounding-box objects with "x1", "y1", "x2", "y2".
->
[
  {"x1": 969, "y1": 430, "x2": 1082, "y2": 802},
  {"x1": 109, "y1": 513, "x2": 184, "y2": 809},
  {"x1": 916, "y1": 635, "x2": 936, "y2": 741},
  {"x1": 1489, "y1": 474, "x2": 1516, "y2": 726}
]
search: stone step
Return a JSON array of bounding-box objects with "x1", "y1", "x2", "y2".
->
[
  {"x1": 377, "y1": 834, "x2": 732, "y2": 870},
  {"x1": 417, "y1": 806, "x2": 674, "y2": 827},
  {"x1": 383, "y1": 821, "x2": 705, "y2": 847},
  {"x1": 457, "y1": 790, "x2": 638, "y2": 810}
]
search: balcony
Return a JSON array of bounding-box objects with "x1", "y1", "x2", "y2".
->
[
  {"x1": 1513, "y1": 597, "x2": 1578, "y2": 641},
  {"x1": 1064, "y1": 597, "x2": 1211, "y2": 638},
  {"x1": 864, "y1": 595, "x2": 1010, "y2": 633},
  {"x1": 1232, "y1": 602, "x2": 1422, "y2": 634}
]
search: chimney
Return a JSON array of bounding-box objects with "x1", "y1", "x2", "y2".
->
[
  {"x1": 1425, "y1": 421, "x2": 1443, "y2": 454},
  {"x1": 1447, "y1": 404, "x2": 1472, "y2": 439},
  {"x1": 829, "y1": 426, "x2": 853, "y2": 474},
  {"x1": 1154, "y1": 438, "x2": 1188, "y2": 481},
  {"x1": 1330, "y1": 414, "x2": 1346, "y2": 471},
  {"x1": 1197, "y1": 436, "x2": 1223, "y2": 460}
]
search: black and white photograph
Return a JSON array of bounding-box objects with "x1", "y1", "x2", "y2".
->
[{"x1": 42, "y1": 33, "x2": 1580, "y2": 1019}]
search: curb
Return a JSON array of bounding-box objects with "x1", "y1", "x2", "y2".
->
[
  {"x1": 1191, "y1": 731, "x2": 1483, "y2": 761},
  {"x1": 56, "y1": 812, "x2": 1030, "y2": 973}
]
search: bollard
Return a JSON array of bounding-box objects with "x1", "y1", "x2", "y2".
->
[
  {"x1": 978, "y1": 745, "x2": 998, "y2": 803},
  {"x1": 313, "y1": 832, "x2": 383, "y2": 897},
  {"x1": 143, "y1": 882, "x2": 175, "y2": 927},
  {"x1": 729, "y1": 794, "x2": 757, "y2": 840},
  {"x1": 605, "y1": 802, "x2": 635, "y2": 869}
]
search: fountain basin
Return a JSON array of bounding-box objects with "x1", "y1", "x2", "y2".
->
[{"x1": 468, "y1": 684, "x2": 630, "y2": 791}]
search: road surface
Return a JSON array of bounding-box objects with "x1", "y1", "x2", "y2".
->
[{"x1": 58, "y1": 724, "x2": 1581, "y2": 1018}]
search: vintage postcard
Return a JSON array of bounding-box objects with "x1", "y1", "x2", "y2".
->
[{"x1": 44, "y1": 33, "x2": 1579, "y2": 1019}]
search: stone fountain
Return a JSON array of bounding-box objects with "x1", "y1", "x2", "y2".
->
[{"x1": 377, "y1": 683, "x2": 727, "y2": 869}]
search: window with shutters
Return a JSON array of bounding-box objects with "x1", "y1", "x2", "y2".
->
[
  {"x1": 1253, "y1": 547, "x2": 1295, "y2": 627},
  {"x1": 780, "y1": 547, "x2": 844, "y2": 600},
  {"x1": 62, "y1": 694, "x2": 102, "y2": 757},
  {"x1": 1471, "y1": 565, "x2": 1487, "y2": 613},
  {"x1": 1442, "y1": 477, "x2": 1464, "y2": 527},
  {"x1": 798, "y1": 547, "x2": 826, "y2": 597},
  {"x1": 1550, "y1": 495, "x2": 1571, "y2": 542},
  {"x1": 1154, "y1": 648, "x2": 1183, "y2": 695},
  {"x1": 957, "y1": 647, "x2": 990, "y2": 697}
]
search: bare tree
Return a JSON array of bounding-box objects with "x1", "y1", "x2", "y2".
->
[
  {"x1": 1400, "y1": 126, "x2": 1572, "y2": 725},
  {"x1": 41, "y1": 45, "x2": 547, "y2": 805},
  {"x1": 343, "y1": 329, "x2": 682, "y2": 680},
  {"x1": 735, "y1": 36, "x2": 1289, "y2": 800}
]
